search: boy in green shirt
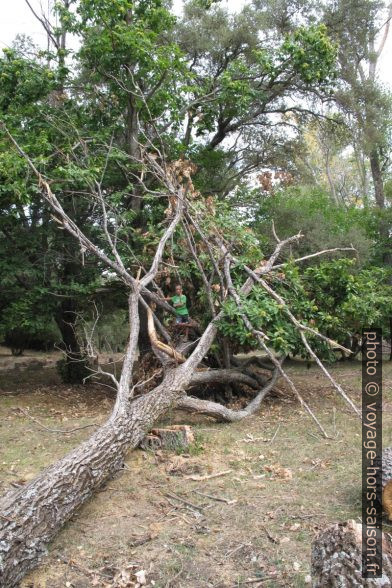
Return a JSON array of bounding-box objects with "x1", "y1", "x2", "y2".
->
[{"x1": 165, "y1": 284, "x2": 190, "y2": 325}]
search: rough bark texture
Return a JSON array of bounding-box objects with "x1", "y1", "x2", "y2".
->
[
  {"x1": 0, "y1": 370, "x2": 186, "y2": 587},
  {"x1": 0, "y1": 132, "x2": 362, "y2": 585},
  {"x1": 179, "y1": 367, "x2": 279, "y2": 422},
  {"x1": 189, "y1": 368, "x2": 261, "y2": 390},
  {"x1": 369, "y1": 150, "x2": 385, "y2": 210},
  {"x1": 0, "y1": 271, "x2": 217, "y2": 587},
  {"x1": 382, "y1": 447, "x2": 392, "y2": 519},
  {"x1": 311, "y1": 520, "x2": 392, "y2": 587},
  {"x1": 55, "y1": 297, "x2": 87, "y2": 384}
]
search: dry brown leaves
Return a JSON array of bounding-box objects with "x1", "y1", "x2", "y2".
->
[{"x1": 263, "y1": 463, "x2": 293, "y2": 480}]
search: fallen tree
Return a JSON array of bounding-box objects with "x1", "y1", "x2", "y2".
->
[{"x1": 0, "y1": 121, "x2": 361, "y2": 586}]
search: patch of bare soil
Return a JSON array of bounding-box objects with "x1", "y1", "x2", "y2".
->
[{"x1": 1, "y1": 355, "x2": 391, "y2": 587}]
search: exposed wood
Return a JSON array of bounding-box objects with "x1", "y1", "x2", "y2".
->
[
  {"x1": 139, "y1": 425, "x2": 194, "y2": 451},
  {"x1": 147, "y1": 305, "x2": 186, "y2": 364},
  {"x1": 0, "y1": 123, "x2": 362, "y2": 587}
]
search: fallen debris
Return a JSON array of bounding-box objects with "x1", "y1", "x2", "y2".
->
[
  {"x1": 193, "y1": 490, "x2": 237, "y2": 505},
  {"x1": 184, "y1": 469, "x2": 232, "y2": 481}
]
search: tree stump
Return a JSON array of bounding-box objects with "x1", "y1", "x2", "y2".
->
[
  {"x1": 139, "y1": 425, "x2": 194, "y2": 451},
  {"x1": 311, "y1": 520, "x2": 392, "y2": 587},
  {"x1": 382, "y1": 447, "x2": 392, "y2": 519}
]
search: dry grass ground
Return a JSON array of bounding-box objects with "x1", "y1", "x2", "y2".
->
[{"x1": 1, "y1": 351, "x2": 391, "y2": 588}]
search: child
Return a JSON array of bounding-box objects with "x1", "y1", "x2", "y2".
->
[
  {"x1": 164, "y1": 285, "x2": 192, "y2": 341},
  {"x1": 164, "y1": 284, "x2": 190, "y2": 326}
]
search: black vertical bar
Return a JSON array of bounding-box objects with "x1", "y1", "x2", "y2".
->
[{"x1": 362, "y1": 328, "x2": 383, "y2": 578}]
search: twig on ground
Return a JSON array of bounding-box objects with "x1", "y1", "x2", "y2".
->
[
  {"x1": 184, "y1": 469, "x2": 232, "y2": 481},
  {"x1": 261, "y1": 525, "x2": 279, "y2": 544},
  {"x1": 17, "y1": 408, "x2": 98, "y2": 434},
  {"x1": 269, "y1": 424, "x2": 281, "y2": 444},
  {"x1": 193, "y1": 490, "x2": 237, "y2": 505},
  {"x1": 164, "y1": 492, "x2": 204, "y2": 512},
  {"x1": 225, "y1": 542, "x2": 252, "y2": 558}
]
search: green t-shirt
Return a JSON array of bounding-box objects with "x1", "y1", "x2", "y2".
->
[{"x1": 171, "y1": 294, "x2": 188, "y2": 316}]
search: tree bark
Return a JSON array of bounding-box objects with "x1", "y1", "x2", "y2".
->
[
  {"x1": 55, "y1": 297, "x2": 87, "y2": 384},
  {"x1": 179, "y1": 366, "x2": 279, "y2": 422},
  {"x1": 0, "y1": 286, "x2": 218, "y2": 586},
  {"x1": 311, "y1": 519, "x2": 392, "y2": 587},
  {"x1": 0, "y1": 367, "x2": 188, "y2": 587},
  {"x1": 380, "y1": 446, "x2": 392, "y2": 519},
  {"x1": 369, "y1": 149, "x2": 385, "y2": 210},
  {"x1": 189, "y1": 368, "x2": 262, "y2": 390},
  {"x1": 140, "y1": 425, "x2": 194, "y2": 451}
]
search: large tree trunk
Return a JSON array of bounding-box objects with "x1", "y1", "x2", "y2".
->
[
  {"x1": 369, "y1": 149, "x2": 385, "y2": 210},
  {"x1": 55, "y1": 297, "x2": 87, "y2": 384},
  {"x1": 0, "y1": 368, "x2": 187, "y2": 587},
  {"x1": 0, "y1": 309, "x2": 282, "y2": 586},
  {"x1": 311, "y1": 520, "x2": 392, "y2": 587}
]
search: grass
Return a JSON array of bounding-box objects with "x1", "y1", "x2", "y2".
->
[{"x1": 0, "y1": 352, "x2": 391, "y2": 587}]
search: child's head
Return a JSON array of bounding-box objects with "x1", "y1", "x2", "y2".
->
[{"x1": 175, "y1": 284, "x2": 183, "y2": 295}]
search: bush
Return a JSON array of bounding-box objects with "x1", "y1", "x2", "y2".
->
[{"x1": 3, "y1": 325, "x2": 60, "y2": 355}]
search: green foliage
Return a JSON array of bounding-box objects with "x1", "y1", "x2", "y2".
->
[
  {"x1": 280, "y1": 24, "x2": 337, "y2": 85},
  {"x1": 0, "y1": 0, "x2": 389, "y2": 372},
  {"x1": 218, "y1": 257, "x2": 391, "y2": 359},
  {"x1": 254, "y1": 186, "x2": 375, "y2": 263},
  {"x1": 0, "y1": 48, "x2": 55, "y2": 114},
  {"x1": 67, "y1": 0, "x2": 189, "y2": 122},
  {"x1": 303, "y1": 260, "x2": 391, "y2": 340}
]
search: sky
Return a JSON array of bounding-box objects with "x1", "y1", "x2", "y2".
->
[{"x1": 0, "y1": 0, "x2": 391, "y2": 88}]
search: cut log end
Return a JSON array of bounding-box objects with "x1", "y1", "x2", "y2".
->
[
  {"x1": 139, "y1": 425, "x2": 194, "y2": 451},
  {"x1": 311, "y1": 520, "x2": 392, "y2": 587},
  {"x1": 383, "y1": 480, "x2": 392, "y2": 520}
]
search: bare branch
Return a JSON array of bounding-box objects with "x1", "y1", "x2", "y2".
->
[
  {"x1": 223, "y1": 257, "x2": 330, "y2": 438},
  {"x1": 272, "y1": 247, "x2": 357, "y2": 270},
  {"x1": 23, "y1": 0, "x2": 60, "y2": 50},
  {"x1": 179, "y1": 366, "x2": 280, "y2": 422}
]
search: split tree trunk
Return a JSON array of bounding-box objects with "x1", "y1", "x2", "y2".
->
[{"x1": 311, "y1": 520, "x2": 392, "y2": 587}]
